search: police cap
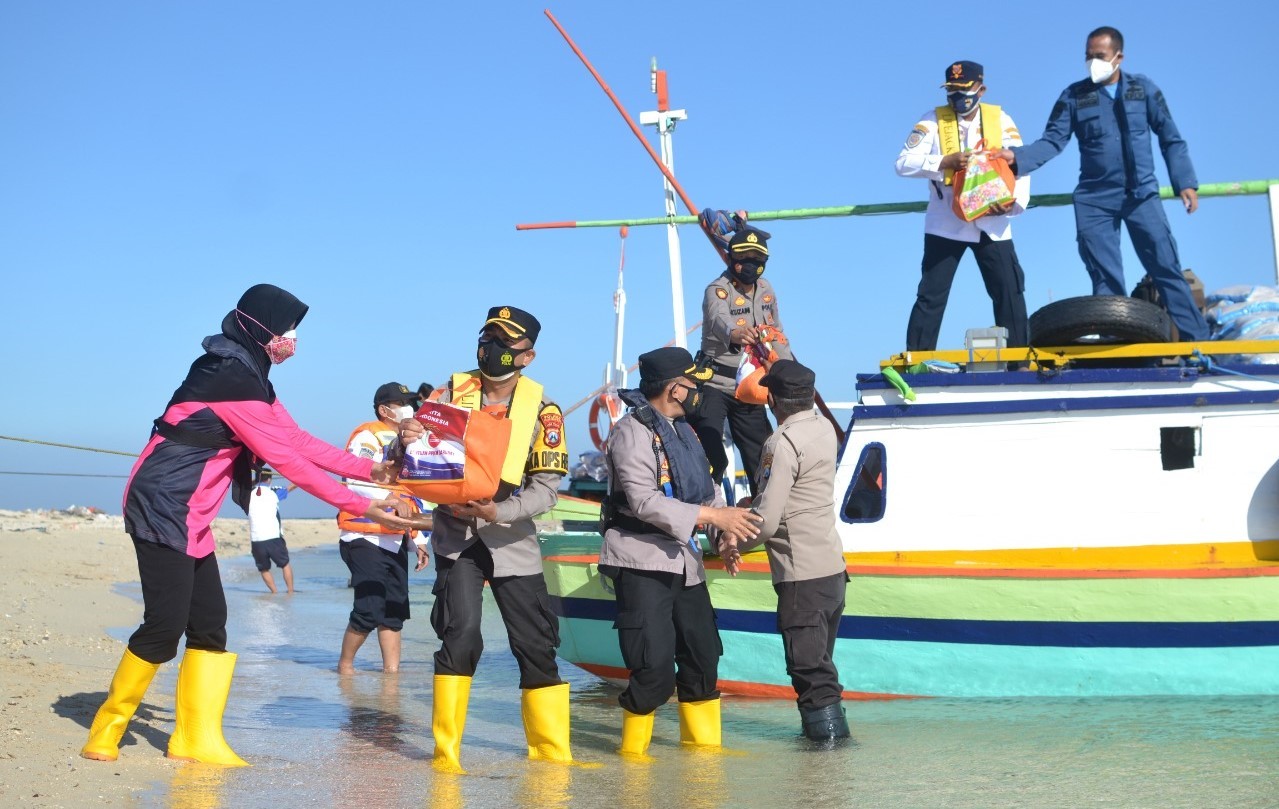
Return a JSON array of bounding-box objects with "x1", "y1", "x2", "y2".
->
[
  {"x1": 761, "y1": 359, "x2": 816, "y2": 398},
  {"x1": 941, "y1": 60, "x2": 983, "y2": 89},
  {"x1": 484, "y1": 305, "x2": 541, "y2": 345},
  {"x1": 728, "y1": 227, "x2": 770, "y2": 259},
  {"x1": 638, "y1": 346, "x2": 714, "y2": 384}
]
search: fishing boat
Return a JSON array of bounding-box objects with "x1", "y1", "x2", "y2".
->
[
  {"x1": 542, "y1": 331, "x2": 1279, "y2": 698},
  {"x1": 524, "y1": 12, "x2": 1279, "y2": 698}
]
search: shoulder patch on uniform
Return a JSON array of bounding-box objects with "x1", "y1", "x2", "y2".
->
[
  {"x1": 539, "y1": 407, "x2": 564, "y2": 449},
  {"x1": 715, "y1": 287, "x2": 728, "y2": 299},
  {"x1": 761, "y1": 452, "x2": 773, "y2": 481},
  {"x1": 905, "y1": 126, "x2": 927, "y2": 149}
]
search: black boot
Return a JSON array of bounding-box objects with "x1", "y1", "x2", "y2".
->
[{"x1": 799, "y1": 702, "x2": 850, "y2": 741}]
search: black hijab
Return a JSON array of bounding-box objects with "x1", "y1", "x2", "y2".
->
[{"x1": 219, "y1": 284, "x2": 309, "y2": 376}]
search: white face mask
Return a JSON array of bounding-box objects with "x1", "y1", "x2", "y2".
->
[
  {"x1": 391, "y1": 404, "x2": 415, "y2": 422},
  {"x1": 1087, "y1": 55, "x2": 1118, "y2": 84}
]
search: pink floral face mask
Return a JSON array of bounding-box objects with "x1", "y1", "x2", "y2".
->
[{"x1": 236, "y1": 309, "x2": 297, "y2": 364}]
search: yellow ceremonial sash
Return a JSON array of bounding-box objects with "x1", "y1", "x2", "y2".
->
[
  {"x1": 936, "y1": 103, "x2": 1003, "y2": 186},
  {"x1": 450, "y1": 371, "x2": 544, "y2": 488}
]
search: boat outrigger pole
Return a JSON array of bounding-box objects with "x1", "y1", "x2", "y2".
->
[{"x1": 539, "y1": 9, "x2": 846, "y2": 440}]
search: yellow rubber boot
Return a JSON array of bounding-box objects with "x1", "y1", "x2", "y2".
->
[
  {"x1": 521, "y1": 683, "x2": 573, "y2": 762},
  {"x1": 166, "y1": 649, "x2": 249, "y2": 766},
  {"x1": 678, "y1": 698, "x2": 721, "y2": 747},
  {"x1": 432, "y1": 674, "x2": 472, "y2": 773},
  {"x1": 81, "y1": 649, "x2": 161, "y2": 761},
  {"x1": 619, "y1": 709, "x2": 655, "y2": 757}
]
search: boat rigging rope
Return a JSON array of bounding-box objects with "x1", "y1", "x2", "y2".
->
[
  {"x1": 1188, "y1": 349, "x2": 1279, "y2": 387},
  {"x1": 0, "y1": 435, "x2": 135, "y2": 479},
  {"x1": 0, "y1": 434, "x2": 138, "y2": 457}
]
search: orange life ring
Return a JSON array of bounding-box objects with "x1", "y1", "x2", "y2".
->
[{"x1": 588, "y1": 392, "x2": 624, "y2": 451}]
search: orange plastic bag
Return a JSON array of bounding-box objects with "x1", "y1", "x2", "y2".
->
[
  {"x1": 952, "y1": 139, "x2": 1015, "y2": 222},
  {"x1": 734, "y1": 326, "x2": 787, "y2": 404},
  {"x1": 397, "y1": 401, "x2": 511, "y2": 505}
]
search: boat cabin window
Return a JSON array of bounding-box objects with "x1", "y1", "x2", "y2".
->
[
  {"x1": 1160, "y1": 426, "x2": 1198, "y2": 471},
  {"x1": 841, "y1": 443, "x2": 885, "y2": 523}
]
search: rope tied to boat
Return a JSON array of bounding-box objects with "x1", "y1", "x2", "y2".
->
[{"x1": 1188, "y1": 349, "x2": 1279, "y2": 386}]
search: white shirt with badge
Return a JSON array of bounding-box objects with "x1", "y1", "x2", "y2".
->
[{"x1": 895, "y1": 106, "x2": 1030, "y2": 243}]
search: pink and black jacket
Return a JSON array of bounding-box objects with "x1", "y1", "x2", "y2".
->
[{"x1": 123, "y1": 285, "x2": 373, "y2": 558}]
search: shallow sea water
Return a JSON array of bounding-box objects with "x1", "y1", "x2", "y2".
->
[{"x1": 120, "y1": 544, "x2": 1279, "y2": 809}]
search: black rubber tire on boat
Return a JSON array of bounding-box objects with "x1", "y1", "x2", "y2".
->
[{"x1": 1029, "y1": 295, "x2": 1172, "y2": 346}]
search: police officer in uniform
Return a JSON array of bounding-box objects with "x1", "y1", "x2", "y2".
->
[
  {"x1": 600, "y1": 346, "x2": 762, "y2": 756},
  {"x1": 397, "y1": 306, "x2": 573, "y2": 771},
  {"x1": 719, "y1": 360, "x2": 850, "y2": 742},
  {"x1": 999, "y1": 26, "x2": 1210, "y2": 341},
  {"x1": 693, "y1": 226, "x2": 794, "y2": 496},
  {"x1": 896, "y1": 60, "x2": 1030, "y2": 351}
]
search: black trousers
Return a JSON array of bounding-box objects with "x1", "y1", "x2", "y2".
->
[
  {"x1": 612, "y1": 568, "x2": 721, "y2": 715},
  {"x1": 905, "y1": 232, "x2": 1029, "y2": 351},
  {"x1": 127, "y1": 537, "x2": 228, "y2": 664},
  {"x1": 690, "y1": 384, "x2": 773, "y2": 496},
  {"x1": 775, "y1": 572, "x2": 847, "y2": 711},
  {"x1": 430, "y1": 540, "x2": 562, "y2": 689},
  {"x1": 340, "y1": 539, "x2": 411, "y2": 633}
]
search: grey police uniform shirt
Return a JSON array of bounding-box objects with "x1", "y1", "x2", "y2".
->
[
  {"x1": 429, "y1": 384, "x2": 563, "y2": 578},
  {"x1": 700, "y1": 272, "x2": 794, "y2": 394},
  {"x1": 741, "y1": 410, "x2": 847, "y2": 585},
  {"x1": 599, "y1": 413, "x2": 723, "y2": 586}
]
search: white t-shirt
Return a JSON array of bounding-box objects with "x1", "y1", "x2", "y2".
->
[
  {"x1": 248, "y1": 485, "x2": 287, "y2": 543},
  {"x1": 339, "y1": 424, "x2": 429, "y2": 553}
]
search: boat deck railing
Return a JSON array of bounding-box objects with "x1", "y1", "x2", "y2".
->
[{"x1": 879, "y1": 338, "x2": 1279, "y2": 370}]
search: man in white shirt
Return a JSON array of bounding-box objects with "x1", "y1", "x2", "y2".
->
[
  {"x1": 895, "y1": 60, "x2": 1030, "y2": 351},
  {"x1": 248, "y1": 469, "x2": 295, "y2": 594},
  {"x1": 336, "y1": 383, "x2": 430, "y2": 674}
]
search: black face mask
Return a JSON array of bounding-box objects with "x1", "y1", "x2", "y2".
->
[
  {"x1": 947, "y1": 90, "x2": 980, "y2": 116},
  {"x1": 477, "y1": 337, "x2": 527, "y2": 379},
  {"x1": 676, "y1": 383, "x2": 703, "y2": 418},
  {"x1": 731, "y1": 260, "x2": 765, "y2": 286}
]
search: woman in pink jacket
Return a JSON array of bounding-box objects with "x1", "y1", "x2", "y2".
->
[{"x1": 81, "y1": 284, "x2": 412, "y2": 766}]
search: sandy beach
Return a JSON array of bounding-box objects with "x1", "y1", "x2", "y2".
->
[{"x1": 0, "y1": 509, "x2": 337, "y2": 808}]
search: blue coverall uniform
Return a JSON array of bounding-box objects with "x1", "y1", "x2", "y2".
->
[{"x1": 1011, "y1": 71, "x2": 1209, "y2": 341}]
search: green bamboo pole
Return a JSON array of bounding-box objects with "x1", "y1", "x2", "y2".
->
[{"x1": 515, "y1": 178, "x2": 1278, "y2": 230}]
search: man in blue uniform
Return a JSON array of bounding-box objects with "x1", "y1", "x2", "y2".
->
[{"x1": 998, "y1": 26, "x2": 1209, "y2": 341}]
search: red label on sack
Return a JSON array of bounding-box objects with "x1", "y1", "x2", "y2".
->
[{"x1": 402, "y1": 403, "x2": 471, "y2": 481}]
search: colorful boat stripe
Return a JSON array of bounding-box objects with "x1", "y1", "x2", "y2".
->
[
  {"x1": 853, "y1": 388, "x2": 1279, "y2": 420},
  {"x1": 556, "y1": 616, "x2": 1279, "y2": 697},
  {"x1": 549, "y1": 595, "x2": 1279, "y2": 648}
]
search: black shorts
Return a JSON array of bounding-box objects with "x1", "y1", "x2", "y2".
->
[
  {"x1": 340, "y1": 538, "x2": 411, "y2": 632},
  {"x1": 251, "y1": 537, "x2": 290, "y2": 572}
]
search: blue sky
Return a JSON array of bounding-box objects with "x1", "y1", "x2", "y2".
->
[{"x1": 2, "y1": 1, "x2": 1276, "y2": 517}]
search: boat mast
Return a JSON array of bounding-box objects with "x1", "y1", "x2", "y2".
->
[
  {"x1": 607, "y1": 226, "x2": 629, "y2": 388},
  {"x1": 639, "y1": 59, "x2": 689, "y2": 348}
]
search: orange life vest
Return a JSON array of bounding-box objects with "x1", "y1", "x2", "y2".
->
[{"x1": 336, "y1": 420, "x2": 419, "y2": 536}]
